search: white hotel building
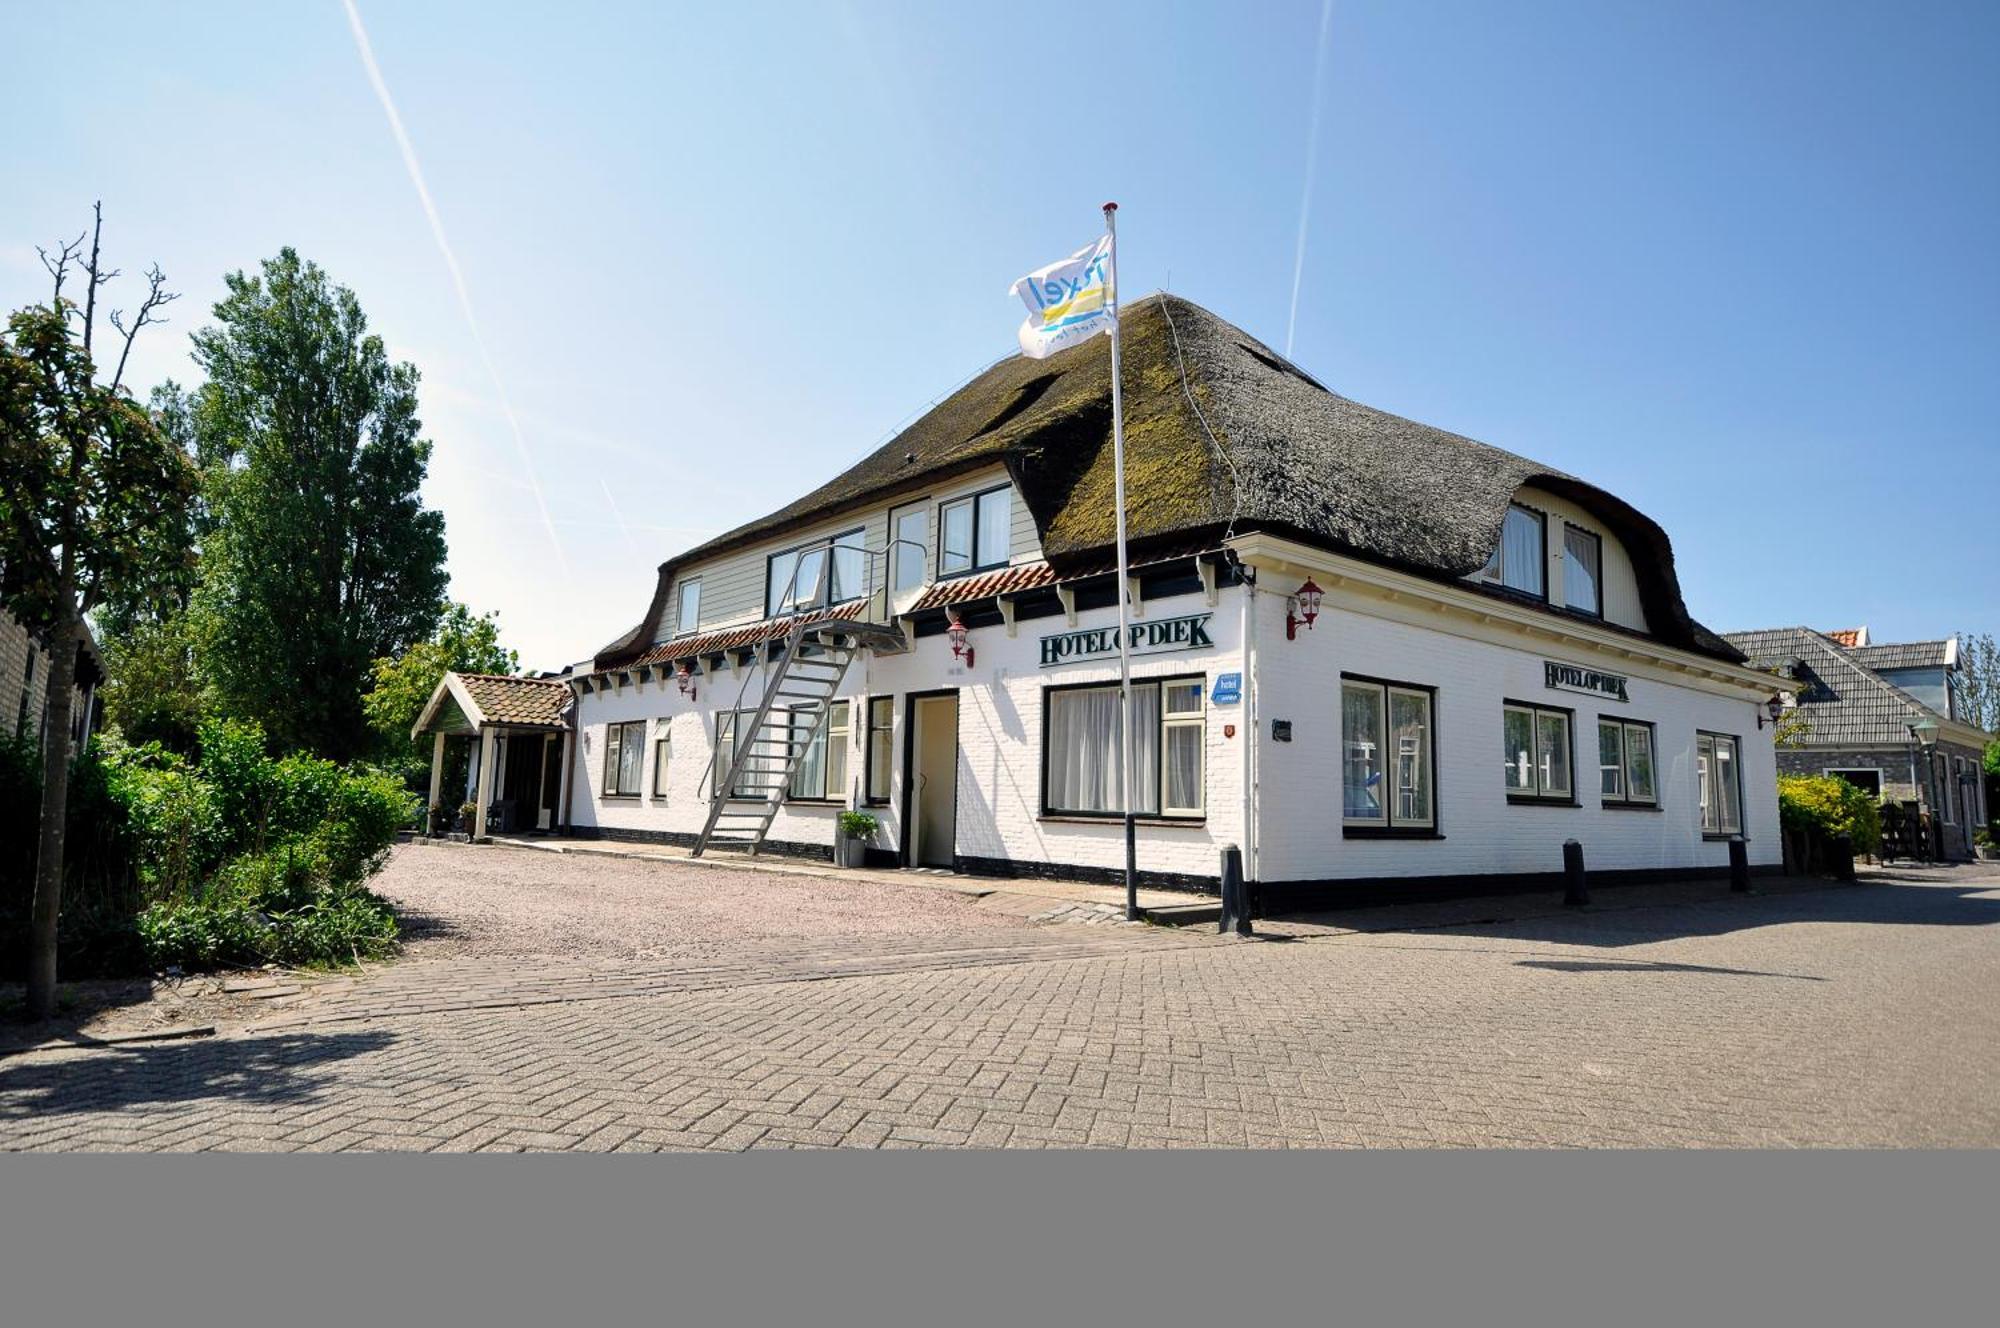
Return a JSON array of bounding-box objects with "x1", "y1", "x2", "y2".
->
[{"x1": 447, "y1": 297, "x2": 1784, "y2": 908}]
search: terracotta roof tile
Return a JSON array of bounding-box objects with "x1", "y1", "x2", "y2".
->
[
  {"x1": 625, "y1": 599, "x2": 867, "y2": 672},
  {"x1": 456, "y1": 673, "x2": 571, "y2": 728},
  {"x1": 1824, "y1": 628, "x2": 1864, "y2": 648}
]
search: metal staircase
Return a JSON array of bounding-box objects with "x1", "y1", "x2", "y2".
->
[{"x1": 692, "y1": 545, "x2": 907, "y2": 858}]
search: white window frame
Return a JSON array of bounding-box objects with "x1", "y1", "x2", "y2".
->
[
  {"x1": 1697, "y1": 731, "x2": 1744, "y2": 837},
  {"x1": 787, "y1": 699, "x2": 850, "y2": 802},
  {"x1": 603, "y1": 719, "x2": 646, "y2": 797},
  {"x1": 937, "y1": 485, "x2": 1012, "y2": 578},
  {"x1": 1160, "y1": 679, "x2": 1206, "y2": 818},
  {"x1": 1041, "y1": 675, "x2": 1204, "y2": 821},
  {"x1": 890, "y1": 503, "x2": 929, "y2": 597},
  {"x1": 651, "y1": 724, "x2": 672, "y2": 799},
  {"x1": 1478, "y1": 503, "x2": 1547, "y2": 598},
  {"x1": 674, "y1": 578, "x2": 702, "y2": 637},
  {"x1": 1341, "y1": 677, "x2": 1435, "y2": 831},
  {"x1": 1505, "y1": 701, "x2": 1574, "y2": 802},
  {"x1": 1598, "y1": 718, "x2": 1657, "y2": 806},
  {"x1": 1563, "y1": 525, "x2": 1602, "y2": 616}
]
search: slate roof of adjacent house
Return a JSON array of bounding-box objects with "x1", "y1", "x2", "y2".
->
[
  {"x1": 455, "y1": 673, "x2": 572, "y2": 729},
  {"x1": 598, "y1": 295, "x2": 1743, "y2": 669},
  {"x1": 1724, "y1": 628, "x2": 1962, "y2": 747},
  {"x1": 1849, "y1": 640, "x2": 1954, "y2": 672}
]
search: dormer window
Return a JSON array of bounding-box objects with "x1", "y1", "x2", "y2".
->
[
  {"x1": 1479, "y1": 504, "x2": 1546, "y2": 598},
  {"x1": 767, "y1": 530, "x2": 865, "y2": 617},
  {"x1": 1562, "y1": 526, "x2": 1601, "y2": 616},
  {"x1": 938, "y1": 486, "x2": 1012, "y2": 577},
  {"x1": 674, "y1": 578, "x2": 701, "y2": 637}
]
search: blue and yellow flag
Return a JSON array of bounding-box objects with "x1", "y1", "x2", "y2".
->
[{"x1": 1010, "y1": 235, "x2": 1115, "y2": 359}]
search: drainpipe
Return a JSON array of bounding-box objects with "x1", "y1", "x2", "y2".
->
[{"x1": 1238, "y1": 559, "x2": 1259, "y2": 893}]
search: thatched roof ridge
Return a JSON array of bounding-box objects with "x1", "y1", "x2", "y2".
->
[{"x1": 598, "y1": 295, "x2": 1739, "y2": 667}]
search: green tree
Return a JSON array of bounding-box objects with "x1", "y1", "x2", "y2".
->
[
  {"x1": 362, "y1": 603, "x2": 517, "y2": 770},
  {"x1": 0, "y1": 206, "x2": 198, "y2": 1017},
  {"x1": 1955, "y1": 631, "x2": 1999, "y2": 733},
  {"x1": 186, "y1": 249, "x2": 448, "y2": 760}
]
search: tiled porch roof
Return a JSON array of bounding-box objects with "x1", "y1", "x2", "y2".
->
[
  {"x1": 908, "y1": 544, "x2": 1224, "y2": 614},
  {"x1": 456, "y1": 673, "x2": 571, "y2": 728},
  {"x1": 624, "y1": 600, "x2": 867, "y2": 672}
]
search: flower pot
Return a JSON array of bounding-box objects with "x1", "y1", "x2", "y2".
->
[{"x1": 835, "y1": 835, "x2": 869, "y2": 868}]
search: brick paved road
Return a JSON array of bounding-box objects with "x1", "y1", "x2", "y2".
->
[{"x1": 5, "y1": 869, "x2": 1998, "y2": 1149}]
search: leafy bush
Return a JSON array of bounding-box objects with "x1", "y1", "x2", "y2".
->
[
  {"x1": 837, "y1": 811, "x2": 880, "y2": 840},
  {"x1": 1778, "y1": 775, "x2": 1883, "y2": 856},
  {"x1": 1, "y1": 732, "x2": 147, "y2": 980},
  {"x1": 136, "y1": 834, "x2": 400, "y2": 971}
]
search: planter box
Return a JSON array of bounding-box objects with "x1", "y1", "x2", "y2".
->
[{"x1": 835, "y1": 836, "x2": 870, "y2": 869}]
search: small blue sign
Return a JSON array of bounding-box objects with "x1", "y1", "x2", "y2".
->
[{"x1": 1211, "y1": 672, "x2": 1242, "y2": 705}]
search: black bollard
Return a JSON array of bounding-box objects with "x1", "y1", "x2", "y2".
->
[
  {"x1": 1729, "y1": 835, "x2": 1750, "y2": 893},
  {"x1": 1218, "y1": 844, "x2": 1253, "y2": 936},
  {"x1": 1562, "y1": 839, "x2": 1588, "y2": 906},
  {"x1": 1831, "y1": 831, "x2": 1856, "y2": 883}
]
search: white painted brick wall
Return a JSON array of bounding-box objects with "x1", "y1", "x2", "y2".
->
[{"x1": 1249, "y1": 586, "x2": 1782, "y2": 883}]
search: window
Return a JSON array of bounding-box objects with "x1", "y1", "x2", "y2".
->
[
  {"x1": 865, "y1": 696, "x2": 894, "y2": 804},
  {"x1": 713, "y1": 710, "x2": 762, "y2": 798},
  {"x1": 1341, "y1": 678, "x2": 1435, "y2": 830},
  {"x1": 1563, "y1": 526, "x2": 1602, "y2": 616},
  {"x1": 1597, "y1": 719, "x2": 1657, "y2": 806},
  {"x1": 788, "y1": 700, "x2": 850, "y2": 801},
  {"x1": 1825, "y1": 768, "x2": 1881, "y2": 798},
  {"x1": 652, "y1": 726, "x2": 672, "y2": 798},
  {"x1": 1697, "y1": 731, "x2": 1743, "y2": 836},
  {"x1": 767, "y1": 530, "x2": 865, "y2": 617},
  {"x1": 1504, "y1": 702, "x2": 1573, "y2": 802},
  {"x1": 1479, "y1": 504, "x2": 1546, "y2": 597},
  {"x1": 938, "y1": 486, "x2": 1012, "y2": 576},
  {"x1": 674, "y1": 579, "x2": 702, "y2": 637},
  {"x1": 1042, "y1": 676, "x2": 1203, "y2": 819},
  {"x1": 603, "y1": 720, "x2": 645, "y2": 797},
  {"x1": 891, "y1": 505, "x2": 928, "y2": 594}
]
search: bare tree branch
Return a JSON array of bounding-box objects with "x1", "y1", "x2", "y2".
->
[
  {"x1": 109, "y1": 264, "x2": 179, "y2": 396},
  {"x1": 81, "y1": 201, "x2": 107, "y2": 359},
  {"x1": 37, "y1": 231, "x2": 87, "y2": 314}
]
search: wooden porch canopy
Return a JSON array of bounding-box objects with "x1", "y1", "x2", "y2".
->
[{"x1": 413, "y1": 672, "x2": 574, "y2": 840}]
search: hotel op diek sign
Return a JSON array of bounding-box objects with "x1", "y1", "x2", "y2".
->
[
  {"x1": 1545, "y1": 660, "x2": 1630, "y2": 703},
  {"x1": 1039, "y1": 614, "x2": 1214, "y2": 668}
]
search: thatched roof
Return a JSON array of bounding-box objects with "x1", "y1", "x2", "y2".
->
[{"x1": 599, "y1": 295, "x2": 1740, "y2": 667}]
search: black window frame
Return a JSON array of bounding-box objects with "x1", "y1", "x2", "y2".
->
[
  {"x1": 1038, "y1": 673, "x2": 1206, "y2": 822},
  {"x1": 602, "y1": 719, "x2": 646, "y2": 798},
  {"x1": 864, "y1": 695, "x2": 894, "y2": 806},
  {"x1": 1339, "y1": 672, "x2": 1442, "y2": 839},
  {"x1": 764, "y1": 528, "x2": 866, "y2": 619},
  {"x1": 935, "y1": 483, "x2": 1013, "y2": 581},
  {"x1": 1562, "y1": 525, "x2": 1603, "y2": 618},
  {"x1": 1503, "y1": 698, "x2": 1578, "y2": 806},
  {"x1": 1596, "y1": 717, "x2": 1659, "y2": 808},
  {"x1": 651, "y1": 723, "x2": 672, "y2": 799}
]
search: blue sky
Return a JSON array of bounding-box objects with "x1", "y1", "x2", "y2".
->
[{"x1": 5, "y1": 1, "x2": 1995, "y2": 669}]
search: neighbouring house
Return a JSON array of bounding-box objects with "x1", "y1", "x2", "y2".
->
[
  {"x1": 548, "y1": 294, "x2": 1784, "y2": 907},
  {"x1": 1, "y1": 607, "x2": 102, "y2": 753},
  {"x1": 1724, "y1": 626, "x2": 1991, "y2": 859},
  {"x1": 411, "y1": 670, "x2": 574, "y2": 838}
]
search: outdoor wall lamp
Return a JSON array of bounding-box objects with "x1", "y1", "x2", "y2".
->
[
  {"x1": 1908, "y1": 717, "x2": 1939, "y2": 751},
  {"x1": 946, "y1": 611, "x2": 975, "y2": 668},
  {"x1": 676, "y1": 662, "x2": 697, "y2": 701},
  {"x1": 1285, "y1": 577, "x2": 1324, "y2": 641},
  {"x1": 1756, "y1": 695, "x2": 1787, "y2": 730}
]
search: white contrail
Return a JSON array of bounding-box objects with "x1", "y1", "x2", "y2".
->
[
  {"x1": 598, "y1": 477, "x2": 641, "y2": 557},
  {"x1": 339, "y1": 0, "x2": 570, "y2": 578},
  {"x1": 1285, "y1": 0, "x2": 1336, "y2": 359}
]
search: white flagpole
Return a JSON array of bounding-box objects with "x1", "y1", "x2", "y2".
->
[{"x1": 1103, "y1": 202, "x2": 1139, "y2": 921}]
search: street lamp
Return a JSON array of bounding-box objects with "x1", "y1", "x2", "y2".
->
[{"x1": 1908, "y1": 717, "x2": 1940, "y2": 751}]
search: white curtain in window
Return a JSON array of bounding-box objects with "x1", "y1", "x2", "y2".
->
[
  {"x1": 1163, "y1": 723, "x2": 1202, "y2": 813},
  {"x1": 1502, "y1": 507, "x2": 1544, "y2": 596},
  {"x1": 1564, "y1": 527, "x2": 1601, "y2": 612},
  {"x1": 1048, "y1": 684, "x2": 1159, "y2": 814},
  {"x1": 976, "y1": 489, "x2": 1011, "y2": 566},
  {"x1": 616, "y1": 722, "x2": 642, "y2": 795},
  {"x1": 790, "y1": 707, "x2": 827, "y2": 799}
]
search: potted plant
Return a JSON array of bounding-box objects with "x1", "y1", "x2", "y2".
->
[
  {"x1": 836, "y1": 811, "x2": 879, "y2": 868},
  {"x1": 454, "y1": 800, "x2": 479, "y2": 842},
  {"x1": 1976, "y1": 824, "x2": 1999, "y2": 862}
]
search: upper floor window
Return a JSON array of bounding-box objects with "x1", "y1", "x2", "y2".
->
[
  {"x1": 767, "y1": 530, "x2": 865, "y2": 618},
  {"x1": 674, "y1": 578, "x2": 702, "y2": 637},
  {"x1": 1479, "y1": 504, "x2": 1546, "y2": 598},
  {"x1": 939, "y1": 486, "x2": 1011, "y2": 577},
  {"x1": 1562, "y1": 527, "x2": 1601, "y2": 616},
  {"x1": 891, "y1": 504, "x2": 928, "y2": 594}
]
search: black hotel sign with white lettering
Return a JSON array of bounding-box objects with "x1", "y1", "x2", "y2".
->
[
  {"x1": 1039, "y1": 614, "x2": 1214, "y2": 668},
  {"x1": 1544, "y1": 660, "x2": 1629, "y2": 703}
]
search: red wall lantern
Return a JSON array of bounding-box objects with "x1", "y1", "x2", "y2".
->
[
  {"x1": 946, "y1": 611, "x2": 975, "y2": 668},
  {"x1": 676, "y1": 661, "x2": 697, "y2": 701},
  {"x1": 1286, "y1": 577, "x2": 1324, "y2": 640}
]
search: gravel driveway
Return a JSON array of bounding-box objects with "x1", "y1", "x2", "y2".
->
[{"x1": 373, "y1": 842, "x2": 1015, "y2": 964}]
